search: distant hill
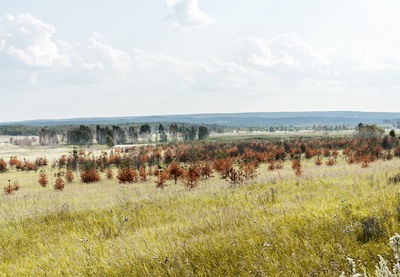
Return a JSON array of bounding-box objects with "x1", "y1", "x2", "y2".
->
[{"x1": 2, "y1": 111, "x2": 400, "y2": 128}]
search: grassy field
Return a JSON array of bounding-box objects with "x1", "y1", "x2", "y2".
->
[{"x1": 1, "y1": 142, "x2": 400, "y2": 276}]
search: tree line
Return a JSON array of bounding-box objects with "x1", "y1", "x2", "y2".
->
[{"x1": 63, "y1": 123, "x2": 209, "y2": 146}]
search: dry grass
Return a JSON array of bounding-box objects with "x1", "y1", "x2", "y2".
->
[{"x1": 1, "y1": 151, "x2": 400, "y2": 275}]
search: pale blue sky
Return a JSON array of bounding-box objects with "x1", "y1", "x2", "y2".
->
[{"x1": 1, "y1": 0, "x2": 400, "y2": 122}]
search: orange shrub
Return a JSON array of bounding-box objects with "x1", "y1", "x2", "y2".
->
[
  {"x1": 291, "y1": 159, "x2": 303, "y2": 176},
  {"x1": 117, "y1": 168, "x2": 137, "y2": 184},
  {"x1": 182, "y1": 164, "x2": 201, "y2": 189},
  {"x1": 213, "y1": 158, "x2": 234, "y2": 179},
  {"x1": 81, "y1": 168, "x2": 100, "y2": 183},
  {"x1": 9, "y1": 157, "x2": 20, "y2": 167},
  {"x1": 38, "y1": 171, "x2": 48, "y2": 187},
  {"x1": 54, "y1": 177, "x2": 65, "y2": 191},
  {"x1": 106, "y1": 168, "x2": 113, "y2": 179},
  {"x1": 139, "y1": 165, "x2": 147, "y2": 182},
  {"x1": 240, "y1": 162, "x2": 257, "y2": 180},
  {"x1": 0, "y1": 159, "x2": 7, "y2": 172},
  {"x1": 155, "y1": 170, "x2": 169, "y2": 189},
  {"x1": 326, "y1": 159, "x2": 335, "y2": 166},
  {"x1": 268, "y1": 162, "x2": 276, "y2": 171},
  {"x1": 199, "y1": 162, "x2": 212, "y2": 179},
  {"x1": 24, "y1": 161, "x2": 38, "y2": 171},
  {"x1": 167, "y1": 161, "x2": 183, "y2": 184},
  {"x1": 4, "y1": 185, "x2": 13, "y2": 195},
  {"x1": 65, "y1": 168, "x2": 74, "y2": 183},
  {"x1": 227, "y1": 168, "x2": 244, "y2": 185}
]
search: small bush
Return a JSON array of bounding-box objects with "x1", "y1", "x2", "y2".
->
[
  {"x1": 54, "y1": 177, "x2": 65, "y2": 191},
  {"x1": 117, "y1": 168, "x2": 137, "y2": 184},
  {"x1": 326, "y1": 158, "x2": 335, "y2": 166},
  {"x1": 292, "y1": 159, "x2": 303, "y2": 176},
  {"x1": 139, "y1": 165, "x2": 147, "y2": 182},
  {"x1": 155, "y1": 170, "x2": 169, "y2": 189},
  {"x1": 182, "y1": 164, "x2": 201, "y2": 189},
  {"x1": 106, "y1": 168, "x2": 113, "y2": 179},
  {"x1": 0, "y1": 159, "x2": 7, "y2": 172},
  {"x1": 81, "y1": 168, "x2": 100, "y2": 183},
  {"x1": 4, "y1": 185, "x2": 13, "y2": 195},
  {"x1": 227, "y1": 168, "x2": 244, "y2": 186},
  {"x1": 65, "y1": 168, "x2": 74, "y2": 183},
  {"x1": 167, "y1": 161, "x2": 183, "y2": 184},
  {"x1": 80, "y1": 160, "x2": 100, "y2": 183},
  {"x1": 38, "y1": 171, "x2": 48, "y2": 187},
  {"x1": 199, "y1": 162, "x2": 213, "y2": 179}
]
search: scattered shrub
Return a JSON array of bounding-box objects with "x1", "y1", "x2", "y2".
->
[
  {"x1": 199, "y1": 162, "x2": 212, "y2": 179},
  {"x1": 38, "y1": 171, "x2": 48, "y2": 187},
  {"x1": 155, "y1": 170, "x2": 169, "y2": 189},
  {"x1": 240, "y1": 162, "x2": 257, "y2": 180},
  {"x1": 54, "y1": 177, "x2": 65, "y2": 191},
  {"x1": 326, "y1": 158, "x2": 335, "y2": 166},
  {"x1": 167, "y1": 161, "x2": 183, "y2": 184},
  {"x1": 0, "y1": 159, "x2": 7, "y2": 172},
  {"x1": 65, "y1": 168, "x2": 74, "y2": 183},
  {"x1": 117, "y1": 168, "x2": 137, "y2": 184},
  {"x1": 81, "y1": 168, "x2": 100, "y2": 183},
  {"x1": 4, "y1": 185, "x2": 13, "y2": 195},
  {"x1": 183, "y1": 164, "x2": 201, "y2": 189},
  {"x1": 139, "y1": 165, "x2": 147, "y2": 182},
  {"x1": 268, "y1": 162, "x2": 276, "y2": 171},
  {"x1": 292, "y1": 159, "x2": 303, "y2": 176},
  {"x1": 106, "y1": 168, "x2": 113, "y2": 179},
  {"x1": 80, "y1": 161, "x2": 100, "y2": 183},
  {"x1": 227, "y1": 168, "x2": 244, "y2": 186}
]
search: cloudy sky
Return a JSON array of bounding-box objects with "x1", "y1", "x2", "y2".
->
[{"x1": 1, "y1": 0, "x2": 400, "y2": 122}]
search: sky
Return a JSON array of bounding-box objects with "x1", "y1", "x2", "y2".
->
[{"x1": 1, "y1": 0, "x2": 400, "y2": 122}]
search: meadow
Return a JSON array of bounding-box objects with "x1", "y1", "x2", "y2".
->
[{"x1": 1, "y1": 136, "x2": 400, "y2": 276}]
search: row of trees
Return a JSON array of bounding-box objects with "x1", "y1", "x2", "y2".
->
[{"x1": 66, "y1": 124, "x2": 209, "y2": 146}]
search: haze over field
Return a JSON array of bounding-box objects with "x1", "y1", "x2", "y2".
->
[{"x1": 1, "y1": 0, "x2": 400, "y2": 122}]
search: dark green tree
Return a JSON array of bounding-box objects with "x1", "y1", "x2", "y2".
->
[
  {"x1": 67, "y1": 125, "x2": 93, "y2": 146},
  {"x1": 198, "y1": 126, "x2": 209, "y2": 140},
  {"x1": 106, "y1": 135, "x2": 115, "y2": 148},
  {"x1": 139, "y1": 124, "x2": 151, "y2": 141}
]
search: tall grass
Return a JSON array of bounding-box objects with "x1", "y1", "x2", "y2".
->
[{"x1": 0, "y1": 159, "x2": 400, "y2": 275}]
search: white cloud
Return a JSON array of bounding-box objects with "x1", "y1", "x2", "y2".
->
[
  {"x1": 0, "y1": 14, "x2": 69, "y2": 67},
  {"x1": 165, "y1": 0, "x2": 216, "y2": 28},
  {"x1": 0, "y1": 14, "x2": 131, "y2": 71},
  {"x1": 233, "y1": 34, "x2": 326, "y2": 68},
  {"x1": 2, "y1": 13, "x2": 400, "y2": 102}
]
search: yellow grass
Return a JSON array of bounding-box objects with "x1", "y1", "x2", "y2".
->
[{"x1": 1, "y1": 152, "x2": 400, "y2": 276}]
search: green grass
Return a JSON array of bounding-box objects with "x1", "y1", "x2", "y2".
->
[{"x1": 1, "y1": 158, "x2": 400, "y2": 276}]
